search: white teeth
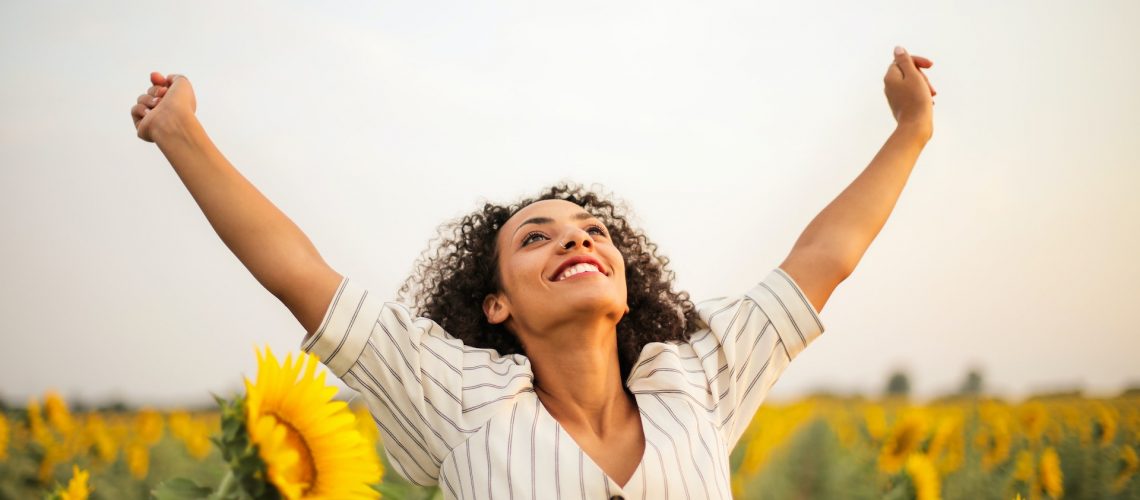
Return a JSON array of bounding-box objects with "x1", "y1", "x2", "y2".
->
[{"x1": 557, "y1": 263, "x2": 600, "y2": 281}]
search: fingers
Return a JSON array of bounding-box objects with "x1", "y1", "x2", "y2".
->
[
  {"x1": 907, "y1": 54, "x2": 936, "y2": 95},
  {"x1": 885, "y1": 62, "x2": 904, "y2": 82},
  {"x1": 141, "y1": 73, "x2": 172, "y2": 115},
  {"x1": 912, "y1": 55, "x2": 933, "y2": 68},
  {"x1": 889, "y1": 47, "x2": 937, "y2": 97},
  {"x1": 148, "y1": 71, "x2": 187, "y2": 87},
  {"x1": 137, "y1": 71, "x2": 181, "y2": 140},
  {"x1": 893, "y1": 46, "x2": 921, "y2": 79},
  {"x1": 131, "y1": 102, "x2": 148, "y2": 128},
  {"x1": 909, "y1": 55, "x2": 936, "y2": 96},
  {"x1": 919, "y1": 69, "x2": 936, "y2": 96},
  {"x1": 137, "y1": 93, "x2": 162, "y2": 107}
]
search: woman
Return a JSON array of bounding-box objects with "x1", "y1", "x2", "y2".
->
[{"x1": 130, "y1": 45, "x2": 934, "y2": 499}]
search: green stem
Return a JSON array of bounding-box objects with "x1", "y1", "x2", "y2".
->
[{"x1": 210, "y1": 469, "x2": 236, "y2": 500}]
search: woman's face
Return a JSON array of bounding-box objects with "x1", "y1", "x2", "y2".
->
[{"x1": 484, "y1": 199, "x2": 628, "y2": 336}]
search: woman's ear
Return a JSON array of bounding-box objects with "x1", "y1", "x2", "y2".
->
[{"x1": 483, "y1": 293, "x2": 509, "y2": 325}]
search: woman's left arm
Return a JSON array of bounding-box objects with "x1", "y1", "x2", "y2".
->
[{"x1": 779, "y1": 46, "x2": 935, "y2": 314}]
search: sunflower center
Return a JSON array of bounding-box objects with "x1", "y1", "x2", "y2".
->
[
  {"x1": 891, "y1": 425, "x2": 919, "y2": 455},
  {"x1": 276, "y1": 415, "x2": 317, "y2": 491}
]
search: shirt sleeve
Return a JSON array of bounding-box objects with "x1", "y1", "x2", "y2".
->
[
  {"x1": 300, "y1": 275, "x2": 534, "y2": 487},
  {"x1": 687, "y1": 267, "x2": 825, "y2": 449}
]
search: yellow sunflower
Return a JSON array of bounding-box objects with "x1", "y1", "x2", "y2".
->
[
  {"x1": 879, "y1": 412, "x2": 928, "y2": 474},
  {"x1": 863, "y1": 405, "x2": 888, "y2": 441},
  {"x1": 1092, "y1": 402, "x2": 1118, "y2": 447},
  {"x1": 1039, "y1": 446, "x2": 1063, "y2": 498},
  {"x1": 905, "y1": 453, "x2": 941, "y2": 500},
  {"x1": 44, "y1": 391, "x2": 75, "y2": 435},
  {"x1": 60, "y1": 465, "x2": 92, "y2": 500},
  {"x1": 126, "y1": 441, "x2": 150, "y2": 479},
  {"x1": 1012, "y1": 450, "x2": 1034, "y2": 483},
  {"x1": 135, "y1": 408, "x2": 165, "y2": 445},
  {"x1": 83, "y1": 414, "x2": 119, "y2": 464},
  {"x1": 1017, "y1": 402, "x2": 1048, "y2": 443},
  {"x1": 0, "y1": 412, "x2": 8, "y2": 462},
  {"x1": 1114, "y1": 445, "x2": 1138, "y2": 493},
  {"x1": 926, "y1": 413, "x2": 964, "y2": 474},
  {"x1": 244, "y1": 346, "x2": 382, "y2": 499},
  {"x1": 975, "y1": 415, "x2": 1012, "y2": 471}
]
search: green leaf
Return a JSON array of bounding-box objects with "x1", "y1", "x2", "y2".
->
[
  {"x1": 222, "y1": 415, "x2": 241, "y2": 441},
  {"x1": 152, "y1": 477, "x2": 214, "y2": 500},
  {"x1": 372, "y1": 481, "x2": 414, "y2": 498}
]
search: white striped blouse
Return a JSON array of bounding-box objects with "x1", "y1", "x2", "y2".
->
[{"x1": 301, "y1": 267, "x2": 825, "y2": 500}]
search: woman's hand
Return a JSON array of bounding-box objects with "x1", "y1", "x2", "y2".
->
[
  {"x1": 131, "y1": 72, "x2": 197, "y2": 143},
  {"x1": 883, "y1": 46, "x2": 935, "y2": 140}
]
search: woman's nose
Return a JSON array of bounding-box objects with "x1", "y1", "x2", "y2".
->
[{"x1": 558, "y1": 227, "x2": 593, "y2": 250}]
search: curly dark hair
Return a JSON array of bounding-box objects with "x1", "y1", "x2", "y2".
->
[{"x1": 398, "y1": 182, "x2": 702, "y2": 384}]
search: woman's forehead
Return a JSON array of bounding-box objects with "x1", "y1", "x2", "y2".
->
[
  {"x1": 497, "y1": 199, "x2": 596, "y2": 243},
  {"x1": 506, "y1": 199, "x2": 592, "y2": 226}
]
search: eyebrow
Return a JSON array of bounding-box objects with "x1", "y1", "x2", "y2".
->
[{"x1": 511, "y1": 212, "x2": 597, "y2": 239}]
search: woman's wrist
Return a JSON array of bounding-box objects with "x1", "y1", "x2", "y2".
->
[
  {"x1": 152, "y1": 113, "x2": 202, "y2": 149},
  {"x1": 894, "y1": 120, "x2": 932, "y2": 146}
]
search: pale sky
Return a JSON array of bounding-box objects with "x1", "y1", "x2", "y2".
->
[{"x1": 2, "y1": 0, "x2": 1138, "y2": 407}]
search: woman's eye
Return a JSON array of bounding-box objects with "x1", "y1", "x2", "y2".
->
[
  {"x1": 588, "y1": 225, "x2": 607, "y2": 236},
  {"x1": 522, "y1": 232, "x2": 548, "y2": 246}
]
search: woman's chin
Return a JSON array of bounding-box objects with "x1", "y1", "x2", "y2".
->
[{"x1": 550, "y1": 291, "x2": 626, "y2": 317}]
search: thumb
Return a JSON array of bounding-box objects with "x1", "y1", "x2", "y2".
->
[{"x1": 893, "y1": 46, "x2": 918, "y2": 80}]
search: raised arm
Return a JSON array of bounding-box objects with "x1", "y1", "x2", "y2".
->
[
  {"x1": 778, "y1": 46, "x2": 935, "y2": 314},
  {"x1": 131, "y1": 72, "x2": 342, "y2": 335}
]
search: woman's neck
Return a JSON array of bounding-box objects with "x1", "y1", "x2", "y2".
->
[{"x1": 519, "y1": 318, "x2": 635, "y2": 436}]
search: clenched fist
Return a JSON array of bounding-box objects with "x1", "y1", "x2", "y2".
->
[
  {"x1": 884, "y1": 46, "x2": 935, "y2": 139},
  {"x1": 131, "y1": 72, "x2": 197, "y2": 143}
]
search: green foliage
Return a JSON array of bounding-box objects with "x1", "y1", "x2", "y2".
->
[
  {"x1": 370, "y1": 442, "x2": 442, "y2": 499},
  {"x1": 209, "y1": 394, "x2": 280, "y2": 500},
  {"x1": 743, "y1": 419, "x2": 880, "y2": 499},
  {"x1": 151, "y1": 478, "x2": 213, "y2": 500}
]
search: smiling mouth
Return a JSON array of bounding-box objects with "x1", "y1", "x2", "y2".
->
[{"x1": 553, "y1": 262, "x2": 604, "y2": 282}]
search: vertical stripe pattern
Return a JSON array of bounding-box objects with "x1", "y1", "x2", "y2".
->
[{"x1": 301, "y1": 267, "x2": 824, "y2": 498}]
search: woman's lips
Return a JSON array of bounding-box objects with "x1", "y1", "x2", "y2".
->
[
  {"x1": 549, "y1": 257, "x2": 606, "y2": 281},
  {"x1": 555, "y1": 269, "x2": 605, "y2": 282}
]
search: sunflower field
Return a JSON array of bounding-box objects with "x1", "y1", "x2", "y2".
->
[{"x1": 2, "y1": 376, "x2": 1138, "y2": 499}]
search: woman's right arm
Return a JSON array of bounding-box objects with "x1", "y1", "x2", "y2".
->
[{"x1": 131, "y1": 72, "x2": 341, "y2": 336}]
